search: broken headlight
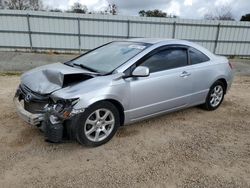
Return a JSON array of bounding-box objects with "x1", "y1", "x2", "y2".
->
[{"x1": 47, "y1": 98, "x2": 83, "y2": 120}]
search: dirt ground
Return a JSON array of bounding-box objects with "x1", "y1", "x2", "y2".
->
[{"x1": 0, "y1": 70, "x2": 250, "y2": 187}]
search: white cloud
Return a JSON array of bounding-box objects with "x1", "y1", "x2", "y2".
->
[
  {"x1": 43, "y1": 0, "x2": 68, "y2": 10},
  {"x1": 214, "y1": 0, "x2": 233, "y2": 6},
  {"x1": 165, "y1": 1, "x2": 181, "y2": 16},
  {"x1": 184, "y1": 0, "x2": 193, "y2": 6},
  {"x1": 68, "y1": 0, "x2": 108, "y2": 11},
  {"x1": 197, "y1": 7, "x2": 207, "y2": 14},
  {"x1": 43, "y1": 0, "x2": 108, "y2": 11}
]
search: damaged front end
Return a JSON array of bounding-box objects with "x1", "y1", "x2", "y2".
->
[
  {"x1": 14, "y1": 85, "x2": 85, "y2": 143},
  {"x1": 13, "y1": 62, "x2": 97, "y2": 142},
  {"x1": 14, "y1": 84, "x2": 48, "y2": 126},
  {"x1": 42, "y1": 98, "x2": 84, "y2": 143}
]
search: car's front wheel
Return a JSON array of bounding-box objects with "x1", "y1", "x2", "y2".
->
[
  {"x1": 74, "y1": 101, "x2": 120, "y2": 147},
  {"x1": 202, "y1": 80, "x2": 225, "y2": 111}
]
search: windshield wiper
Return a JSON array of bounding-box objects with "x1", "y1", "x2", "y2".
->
[{"x1": 73, "y1": 63, "x2": 99, "y2": 73}]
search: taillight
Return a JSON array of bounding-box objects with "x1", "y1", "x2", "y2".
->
[{"x1": 228, "y1": 61, "x2": 233, "y2": 69}]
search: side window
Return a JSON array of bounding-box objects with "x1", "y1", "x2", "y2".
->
[
  {"x1": 140, "y1": 48, "x2": 188, "y2": 73},
  {"x1": 189, "y1": 47, "x2": 210, "y2": 65}
]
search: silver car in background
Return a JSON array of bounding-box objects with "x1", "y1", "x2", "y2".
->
[{"x1": 14, "y1": 38, "x2": 234, "y2": 146}]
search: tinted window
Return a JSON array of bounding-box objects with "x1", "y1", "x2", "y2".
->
[
  {"x1": 141, "y1": 48, "x2": 188, "y2": 73},
  {"x1": 189, "y1": 48, "x2": 210, "y2": 65}
]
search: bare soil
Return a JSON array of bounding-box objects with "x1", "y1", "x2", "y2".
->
[{"x1": 0, "y1": 75, "x2": 249, "y2": 188}]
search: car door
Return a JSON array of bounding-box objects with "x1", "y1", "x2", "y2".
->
[
  {"x1": 125, "y1": 46, "x2": 193, "y2": 121},
  {"x1": 186, "y1": 47, "x2": 213, "y2": 105}
]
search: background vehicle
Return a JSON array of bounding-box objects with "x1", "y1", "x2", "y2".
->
[{"x1": 14, "y1": 38, "x2": 234, "y2": 147}]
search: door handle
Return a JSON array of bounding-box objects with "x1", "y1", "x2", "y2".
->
[{"x1": 180, "y1": 71, "x2": 191, "y2": 77}]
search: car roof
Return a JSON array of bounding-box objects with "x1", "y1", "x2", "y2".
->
[
  {"x1": 125, "y1": 38, "x2": 186, "y2": 44},
  {"x1": 124, "y1": 38, "x2": 216, "y2": 59},
  {"x1": 113, "y1": 38, "x2": 219, "y2": 73}
]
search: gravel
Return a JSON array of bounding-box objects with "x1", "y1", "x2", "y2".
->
[{"x1": 0, "y1": 62, "x2": 249, "y2": 187}]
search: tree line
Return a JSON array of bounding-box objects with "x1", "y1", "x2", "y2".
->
[
  {"x1": 0, "y1": 0, "x2": 249, "y2": 21},
  {"x1": 0, "y1": 0, "x2": 118, "y2": 15}
]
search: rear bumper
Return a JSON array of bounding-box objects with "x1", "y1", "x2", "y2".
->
[
  {"x1": 226, "y1": 72, "x2": 234, "y2": 93},
  {"x1": 13, "y1": 96, "x2": 44, "y2": 126}
]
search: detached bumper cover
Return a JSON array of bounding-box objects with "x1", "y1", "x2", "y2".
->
[{"x1": 13, "y1": 96, "x2": 44, "y2": 126}]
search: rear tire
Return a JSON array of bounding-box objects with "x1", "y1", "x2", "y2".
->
[
  {"x1": 201, "y1": 80, "x2": 225, "y2": 111},
  {"x1": 74, "y1": 101, "x2": 120, "y2": 147}
]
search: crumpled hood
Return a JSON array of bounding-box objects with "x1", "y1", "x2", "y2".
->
[{"x1": 21, "y1": 63, "x2": 94, "y2": 94}]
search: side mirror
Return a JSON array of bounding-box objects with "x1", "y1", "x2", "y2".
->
[{"x1": 132, "y1": 66, "x2": 150, "y2": 77}]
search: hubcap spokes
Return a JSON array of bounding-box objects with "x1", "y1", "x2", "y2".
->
[
  {"x1": 84, "y1": 109, "x2": 115, "y2": 142},
  {"x1": 210, "y1": 85, "x2": 223, "y2": 107}
]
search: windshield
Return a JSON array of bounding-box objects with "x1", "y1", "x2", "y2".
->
[{"x1": 71, "y1": 42, "x2": 150, "y2": 73}]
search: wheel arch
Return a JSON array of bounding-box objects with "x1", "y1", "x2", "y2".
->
[
  {"x1": 89, "y1": 99, "x2": 125, "y2": 126},
  {"x1": 216, "y1": 78, "x2": 228, "y2": 93}
]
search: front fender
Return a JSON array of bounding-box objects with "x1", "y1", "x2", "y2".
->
[{"x1": 74, "y1": 94, "x2": 127, "y2": 110}]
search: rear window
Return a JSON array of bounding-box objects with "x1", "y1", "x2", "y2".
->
[{"x1": 189, "y1": 47, "x2": 210, "y2": 64}]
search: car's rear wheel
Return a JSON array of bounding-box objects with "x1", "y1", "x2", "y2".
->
[
  {"x1": 74, "y1": 101, "x2": 120, "y2": 147},
  {"x1": 202, "y1": 80, "x2": 225, "y2": 111}
]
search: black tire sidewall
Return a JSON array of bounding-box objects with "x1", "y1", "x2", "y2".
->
[
  {"x1": 205, "y1": 81, "x2": 225, "y2": 111},
  {"x1": 74, "y1": 101, "x2": 120, "y2": 147}
]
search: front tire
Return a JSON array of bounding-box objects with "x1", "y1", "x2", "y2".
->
[
  {"x1": 74, "y1": 101, "x2": 120, "y2": 147},
  {"x1": 202, "y1": 80, "x2": 225, "y2": 111}
]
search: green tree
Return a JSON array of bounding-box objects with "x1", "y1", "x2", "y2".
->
[
  {"x1": 139, "y1": 9, "x2": 176, "y2": 18},
  {"x1": 49, "y1": 8, "x2": 62, "y2": 12},
  {"x1": 138, "y1": 10, "x2": 146, "y2": 17},
  {"x1": 99, "y1": 3, "x2": 118, "y2": 15},
  {"x1": 240, "y1": 14, "x2": 250, "y2": 21},
  {"x1": 4, "y1": 0, "x2": 43, "y2": 10},
  {"x1": 107, "y1": 3, "x2": 118, "y2": 15},
  {"x1": 69, "y1": 2, "x2": 88, "y2": 14}
]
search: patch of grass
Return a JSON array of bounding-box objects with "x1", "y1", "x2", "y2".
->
[{"x1": 0, "y1": 71, "x2": 22, "y2": 76}]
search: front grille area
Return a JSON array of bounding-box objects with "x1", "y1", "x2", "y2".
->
[
  {"x1": 24, "y1": 101, "x2": 48, "y2": 114},
  {"x1": 18, "y1": 85, "x2": 49, "y2": 114}
]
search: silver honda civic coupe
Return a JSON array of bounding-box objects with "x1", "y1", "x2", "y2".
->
[{"x1": 14, "y1": 38, "x2": 234, "y2": 146}]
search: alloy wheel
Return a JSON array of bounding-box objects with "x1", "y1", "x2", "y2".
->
[
  {"x1": 210, "y1": 85, "x2": 224, "y2": 107},
  {"x1": 84, "y1": 108, "x2": 115, "y2": 142}
]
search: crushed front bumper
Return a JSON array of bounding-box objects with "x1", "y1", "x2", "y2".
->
[
  {"x1": 14, "y1": 92, "x2": 82, "y2": 143},
  {"x1": 13, "y1": 96, "x2": 44, "y2": 126},
  {"x1": 14, "y1": 96, "x2": 64, "y2": 142}
]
